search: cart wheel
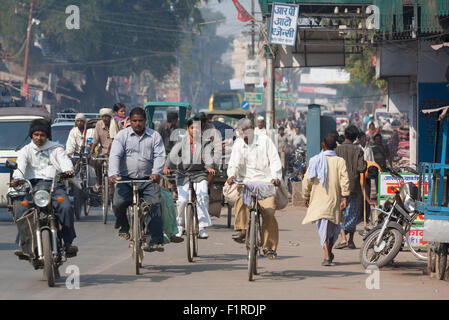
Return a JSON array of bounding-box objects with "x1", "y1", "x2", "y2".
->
[
  {"x1": 427, "y1": 245, "x2": 436, "y2": 275},
  {"x1": 436, "y1": 243, "x2": 448, "y2": 280}
]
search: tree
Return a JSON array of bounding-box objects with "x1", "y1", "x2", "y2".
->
[
  {"x1": 0, "y1": 0, "x2": 219, "y2": 110},
  {"x1": 345, "y1": 47, "x2": 387, "y2": 93},
  {"x1": 179, "y1": 8, "x2": 234, "y2": 110}
]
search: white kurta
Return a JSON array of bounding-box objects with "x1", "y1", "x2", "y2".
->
[
  {"x1": 66, "y1": 127, "x2": 95, "y2": 154},
  {"x1": 13, "y1": 141, "x2": 73, "y2": 180},
  {"x1": 227, "y1": 134, "x2": 282, "y2": 183}
]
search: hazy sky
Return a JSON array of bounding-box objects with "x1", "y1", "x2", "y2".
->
[
  {"x1": 203, "y1": 0, "x2": 263, "y2": 65},
  {"x1": 206, "y1": 0, "x2": 262, "y2": 36}
]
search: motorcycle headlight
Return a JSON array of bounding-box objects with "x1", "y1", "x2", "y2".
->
[
  {"x1": 404, "y1": 195, "x2": 416, "y2": 212},
  {"x1": 34, "y1": 190, "x2": 50, "y2": 208}
]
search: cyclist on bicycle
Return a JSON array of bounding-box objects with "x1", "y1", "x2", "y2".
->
[
  {"x1": 66, "y1": 113, "x2": 94, "y2": 158},
  {"x1": 89, "y1": 107, "x2": 119, "y2": 192},
  {"x1": 163, "y1": 116, "x2": 216, "y2": 239},
  {"x1": 227, "y1": 118, "x2": 282, "y2": 259},
  {"x1": 65, "y1": 113, "x2": 95, "y2": 219},
  {"x1": 109, "y1": 107, "x2": 166, "y2": 252}
]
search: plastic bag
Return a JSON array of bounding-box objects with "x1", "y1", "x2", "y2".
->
[
  {"x1": 223, "y1": 181, "x2": 239, "y2": 206},
  {"x1": 16, "y1": 208, "x2": 38, "y2": 259},
  {"x1": 275, "y1": 181, "x2": 289, "y2": 210},
  {"x1": 160, "y1": 187, "x2": 179, "y2": 244}
]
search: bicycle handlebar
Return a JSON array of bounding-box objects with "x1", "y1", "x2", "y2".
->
[
  {"x1": 115, "y1": 179, "x2": 156, "y2": 184},
  {"x1": 92, "y1": 157, "x2": 108, "y2": 161}
]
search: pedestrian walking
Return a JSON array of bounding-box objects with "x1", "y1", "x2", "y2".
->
[
  {"x1": 302, "y1": 134, "x2": 350, "y2": 266},
  {"x1": 335, "y1": 125, "x2": 367, "y2": 250}
]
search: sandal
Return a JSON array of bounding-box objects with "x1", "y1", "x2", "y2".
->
[
  {"x1": 334, "y1": 242, "x2": 348, "y2": 249},
  {"x1": 264, "y1": 249, "x2": 278, "y2": 260},
  {"x1": 119, "y1": 232, "x2": 130, "y2": 240}
]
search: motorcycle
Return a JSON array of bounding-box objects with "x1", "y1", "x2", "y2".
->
[
  {"x1": 360, "y1": 166, "x2": 426, "y2": 268},
  {"x1": 286, "y1": 146, "x2": 307, "y2": 194},
  {"x1": 6, "y1": 160, "x2": 75, "y2": 287}
]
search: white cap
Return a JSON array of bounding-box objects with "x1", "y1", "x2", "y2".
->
[
  {"x1": 99, "y1": 108, "x2": 113, "y2": 117},
  {"x1": 75, "y1": 113, "x2": 86, "y2": 121},
  {"x1": 257, "y1": 116, "x2": 265, "y2": 121}
]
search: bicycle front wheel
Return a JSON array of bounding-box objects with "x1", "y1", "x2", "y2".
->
[
  {"x1": 193, "y1": 208, "x2": 199, "y2": 257},
  {"x1": 186, "y1": 204, "x2": 195, "y2": 263},
  {"x1": 102, "y1": 175, "x2": 109, "y2": 224},
  {"x1": 133, "y1": 204, "x2": 141, "y2": 275},
  {"x1": 248, "y1": 210, "x2": 257, "y2": 281}
]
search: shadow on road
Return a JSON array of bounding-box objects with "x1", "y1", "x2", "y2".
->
[
  {"x1": 75, "y1": 215, "x2": 116, "y2": 223},
  {"x1": 259, "y1": 269, "x2": 365, "y2": 282},
  {"x1": 78, "y1": 261, "x2": 248, "y2": 286},
  {"x1": 0, "y1": 242, "x2": 16, "y2": 251}
]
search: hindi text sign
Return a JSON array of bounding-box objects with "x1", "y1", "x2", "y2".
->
[{"x1": 269, "y1": 3, "x2": 299, "y2": 47}]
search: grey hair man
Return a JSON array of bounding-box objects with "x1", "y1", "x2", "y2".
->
[{"x1": 227, "y1": 118, "x2": 283, "y2": 259}]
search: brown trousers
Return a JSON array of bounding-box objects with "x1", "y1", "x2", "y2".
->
[{"x1": 234, "y1": 195, "x2": 279, "y2": 252}]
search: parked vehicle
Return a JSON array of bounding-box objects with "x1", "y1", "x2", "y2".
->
[
  {"x1": 286, "y1": 147, "x2": 307, "y2": 194},
  {"x1": 360, "y1": 166, "x2": 426, "y2": 268},
  {"x1": 0, "y1": 107, "x2": 50, "y2": 215}
]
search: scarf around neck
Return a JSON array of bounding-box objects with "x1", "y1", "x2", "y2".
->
[{"x1": 308, "y1": 150, "x2": 337, "y2": 188}]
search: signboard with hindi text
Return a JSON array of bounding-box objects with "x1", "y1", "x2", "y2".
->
[{"x1": 269, "y1": 3, "x2": 299, "y2": 47}]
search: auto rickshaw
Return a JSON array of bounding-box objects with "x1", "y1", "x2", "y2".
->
[{"x1": 416, "y1": 105, "x2": 449, "y2": 280}]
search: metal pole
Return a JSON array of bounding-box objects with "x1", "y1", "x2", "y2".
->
[
  {"x1": 23, "y1": 0, "x2": 34, "y2": 98},
  {"x1": 266, "y1": 46, "x2": 275, "y2": 131},
  {"x1": 251, "y1": 0, "x2": 255, "y2": 58}
]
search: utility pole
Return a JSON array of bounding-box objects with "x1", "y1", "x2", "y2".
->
[
  {"x1": 251, "y1": 0, "x2": 255, "y2": 58},
  {"x1": 23, "y1": 0, "x2": 35, "y2": 101},
  {"x1": 265, "y1": 44, "x2": 275, "y2": 131}
]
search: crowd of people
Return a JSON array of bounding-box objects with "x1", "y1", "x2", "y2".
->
[{"x1": 10, "y1": 103, "x2": 410, "y2": 268}]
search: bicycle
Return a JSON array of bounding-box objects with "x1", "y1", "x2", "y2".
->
[
  {"x1": 233, "y1": 178, "x2": 273, "y2": 281},
  {"x1": 71, "y1": 152, "x2": 91, "y2": 217},
  {"x1": 92, "y1": 157, "x2": 111, "y2": 224},
  {"x1": 184, "y1": 174, "x2": 199, "y2": 263},
  {"x1": 115, "y1": 179, "x2": 152, "y2": 275}
]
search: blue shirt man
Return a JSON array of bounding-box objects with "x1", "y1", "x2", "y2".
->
[{"x1": 109, "y1": 107, "x2": 166, "y2": 252}]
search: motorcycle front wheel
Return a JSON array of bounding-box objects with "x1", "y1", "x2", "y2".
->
[
  {"x1": 360, "y1": 228, "x2": 403, "y2": 269},
  {"x1": 42, "y1": 229, "x2": 55, "y2": 287}
]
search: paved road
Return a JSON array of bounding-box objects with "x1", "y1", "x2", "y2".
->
[{"x1": 0, "y1": 205, "x2": 448, "y2": 300}]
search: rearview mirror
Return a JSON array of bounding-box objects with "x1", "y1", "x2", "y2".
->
[{"x1": 6, "y1": 160, "x2": 17, "y2": 170}]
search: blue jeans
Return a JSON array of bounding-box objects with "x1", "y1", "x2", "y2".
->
[
  {"x1": 112, "y1": 180, "x2": 164, "y2": 245},
  {"x1": 16, "y1": 181, "x2": 76, "y2": 245}
]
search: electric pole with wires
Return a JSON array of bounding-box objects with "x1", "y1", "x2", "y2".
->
[{"x1": 22, "y1": 0, "x2": 35, "y2": 102}]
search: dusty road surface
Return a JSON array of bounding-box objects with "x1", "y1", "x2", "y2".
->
[{"x1": 0, "y1": 204, "x2": 448, "y2": 300}]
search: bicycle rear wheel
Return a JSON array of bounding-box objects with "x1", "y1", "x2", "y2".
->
[
  {"x1": 248, "y1": 210, "x2": 257, "y2": 281},
  {"x1": 186, "y1": 204, "x2": 195, "y2": 262},
  {"x1": 102, "y1": 175, "x2": 109, "y2": 224},
  {"x1": 83, "y1": 196, "x2": 90, "y2": 216},
  {"x1": 227, "y1": 203, "x2": 232, "y2": 228}
]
